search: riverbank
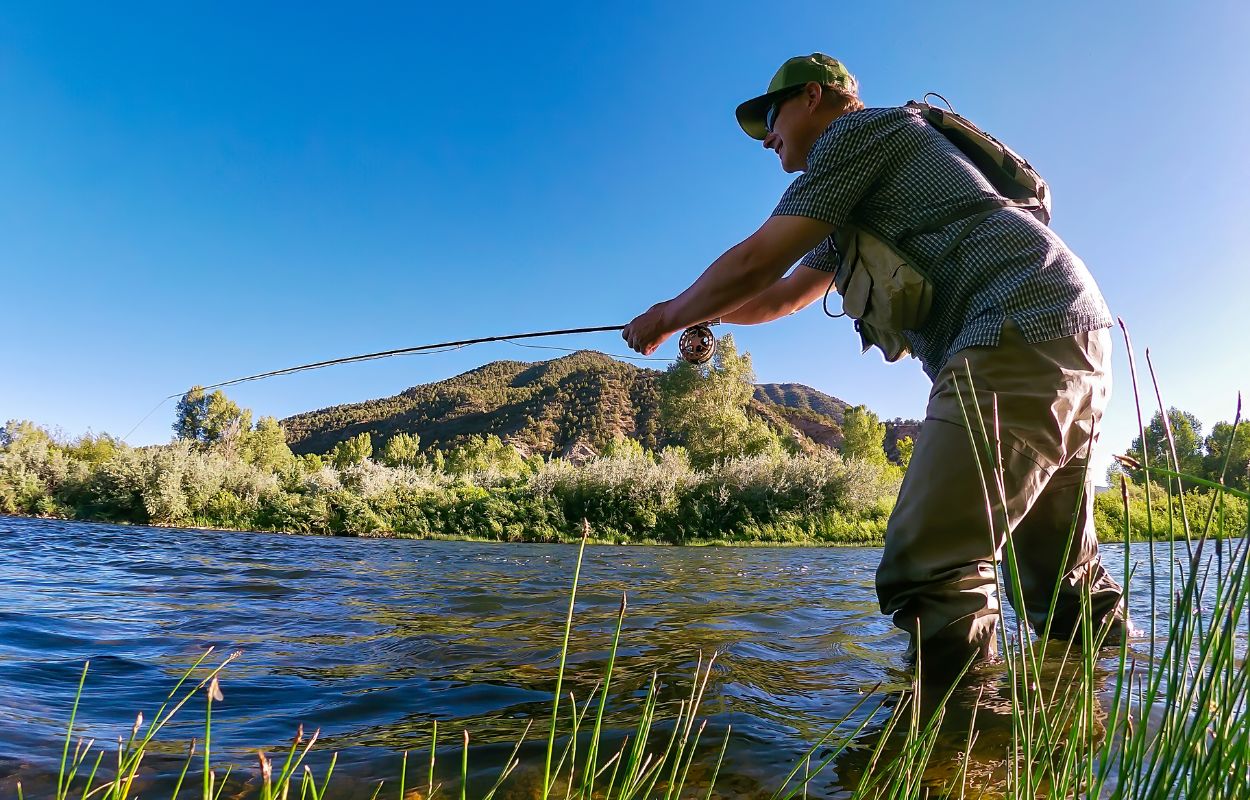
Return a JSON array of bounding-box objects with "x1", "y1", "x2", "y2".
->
[
  {"x1": 0, "y1": 429, "x2": 900, "y2": 543},
  {"x1": 4, "y1": 421, "x2": 1243, "y2": 544}
]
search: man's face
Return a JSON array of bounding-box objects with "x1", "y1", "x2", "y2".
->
[{"x1": 762, "y1": 85, "x2": 823, "y2": 173}]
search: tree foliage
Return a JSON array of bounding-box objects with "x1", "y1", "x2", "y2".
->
[
  {"x1": 175, "y1": 388, "x2": 289, "y2": 466},
  {"x1": 380, "y1": 432, "x2": 423, "y2": 468},
  {"x1": 601, "y1": 435, "x2": 653, "y2": 462},
  {"x1": 444, "y1": 434, "x2": 527, "y2": 477},
  {"x1": 1204, "y1": 419, "x2": 1250, "y2": 491},
  {"x1": 1130, "y1": 408, "x2": 1204, "y2": 480},
  {"x1": 658, "y1": 334, "x2": 782, "y2": 468},
  {"x1": 1125, "y1": 407, "x2": 1249, "y2": 491},
  {"x1": 332, "y1": 433, "x2": 373, "y2": 469},
  {"x1": 896, "y1": 436, "x2": 915, "y2": 470},
  {"x1": 841, "y1": 405, "x2": 888, "y2": 465},
  {"x1": 243, "y1": 416, "x2": 294, "y2": 472}
]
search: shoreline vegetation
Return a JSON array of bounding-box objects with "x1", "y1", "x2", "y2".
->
[{"x1": 3, "y1": 336, "x2": 1246, "y2": 544}]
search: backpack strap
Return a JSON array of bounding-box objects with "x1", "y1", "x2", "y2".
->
[
  {"x1": 895, "y1": 197, "x2": 1041, "y2": 241},
  {"x1": 929, "y1": 207, "x2": 1001, "y2": 266}
]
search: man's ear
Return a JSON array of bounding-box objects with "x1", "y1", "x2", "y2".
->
[{"x1": 805, "y1": 81, "x2": 824, "y2": 113}]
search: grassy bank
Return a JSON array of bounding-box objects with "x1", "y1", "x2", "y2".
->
[
  {"x1": 0, "y1": 429, "x2": 900, "y2": 544},
  {"x1": 5, "y1": 418, "x2": 1246, "y2": 544}
]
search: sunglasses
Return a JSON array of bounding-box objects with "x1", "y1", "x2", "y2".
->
[{"x1": 765, "y1": 87, "x2": 805, "y2": 133}]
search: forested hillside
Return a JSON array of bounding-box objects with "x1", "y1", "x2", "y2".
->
[
  {"x1": 283, "y1": 351, "x2": 668, "y2": 459},
  {"x1": 282, "y1": 352, "x2": 923, "y2": 463}
]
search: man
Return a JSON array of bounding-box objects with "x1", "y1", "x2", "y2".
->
[{"x1": 623, "y1": 53, "x2": 1124, "y2": 671}]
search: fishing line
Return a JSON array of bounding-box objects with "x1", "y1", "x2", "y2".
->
[
  {"x1": 120, "y1": 322, "x2": 718, "y2": 442},
  {"x1": 501, "y1": 339, "x2": 670, "y2": 362},
  {"x1": 196, "y1": 324, "x2": 629, "y2": 392}
]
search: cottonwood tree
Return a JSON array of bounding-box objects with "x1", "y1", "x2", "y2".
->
[
  {"x1": 841, "y1": 405, "x2": 888, "y2": 465},
  {"x1": 1204, "y1": 419, "x2": 1250, "y2": 491},
  {"x1": 1129, "y1": 408, "x2": 1205, "y2": 485},
  {"x1": 332, "y1": 433, "x2": 373, "y2": 468},
  {"x1": 174, "y1": 387, "x2": 291, "y2": 466},
  {"x1": 602, "y1": 435, "x2": 653, "y2": 462},
  {"x1": 658, "y1": 333, "x2": 781, "y2": 468},
  {"x1": 243, "y1": 416, "x2": 294, "y2": 472},
  {"x1": 173, "y1": 387, "x2": 210, "y2": 442},
  {"x1": 444, "y1": 434, "x2": 526, "y2": 476},
  {"x1": 896, "y1": 436, "x2": 915, "y2": 470},
  {"x1": 380, "y1": 432, "x2": 423, "y2": 468},
  {"x1": 173, "y1": 387, "x2": 252, "y2": 456}
]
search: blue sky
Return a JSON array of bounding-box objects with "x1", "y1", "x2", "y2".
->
[{"x1": 2, "y1": 1, "x2": 1247, "y2": 478}]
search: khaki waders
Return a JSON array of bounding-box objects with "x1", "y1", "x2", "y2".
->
[{"x1": 876, "y1": 318, "x2": 1124, "y2": 668}]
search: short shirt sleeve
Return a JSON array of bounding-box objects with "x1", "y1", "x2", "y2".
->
[
  {"x1": 771, "y1": 108, "x2": 913, "y2": 227},
  {"x1": 799, "y1": 237, "x2": 837, "y2": 273}
]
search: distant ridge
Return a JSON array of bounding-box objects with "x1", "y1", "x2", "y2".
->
[
  {"x1": 282, "y1": 350, "x2": 665, "y2": 459},
  {"x1": 753, "y1": 383, "x2": 850, "y2": 421},
  {"x1": 753, "y1": 383, "x2": 922, "y2": 461},
  {"x1": 281, "y1": 352, "x2": 920, "y2": 463}
]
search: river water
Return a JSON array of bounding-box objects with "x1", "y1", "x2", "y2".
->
[{"x1": 0, "y1": 516, "x2": 1198, "y2": 799}]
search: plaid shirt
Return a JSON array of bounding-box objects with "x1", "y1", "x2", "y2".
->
[{"x1": 773, "y1": 106, "x2": 1112, "y2": 380}]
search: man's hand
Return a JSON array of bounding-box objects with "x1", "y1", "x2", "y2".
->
[{"x1": 623, "y1": 301, "x2": 673, "y2": 356}]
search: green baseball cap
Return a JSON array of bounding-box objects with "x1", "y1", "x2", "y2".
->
[{"x1": 735, "y1": 53, "x2": 855, "y2": 140}]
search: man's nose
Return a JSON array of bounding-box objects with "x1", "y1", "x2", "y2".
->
[{"x1": 763, "y1": 132, "x2": 780, "y2": 151}]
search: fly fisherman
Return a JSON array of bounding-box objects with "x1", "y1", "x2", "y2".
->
[{"x1": 623, "y1": 54, "x2": 1125, "y2": 674}]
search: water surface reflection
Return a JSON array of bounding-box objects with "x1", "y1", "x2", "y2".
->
[{"x1": 0, "y1": 517, "x2": 1158, "y2": 798}]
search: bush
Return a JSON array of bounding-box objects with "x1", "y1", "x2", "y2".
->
[{"x1": 1094, "y1": 479, "x2": 1248, "y2": 541}]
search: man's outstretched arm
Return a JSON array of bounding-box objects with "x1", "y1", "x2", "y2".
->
[
  {"x1": 720, "y1": 264, "x2": 833, "y2": 325},
  {"x1": 623, "y1": 215, "x2": 834, "y2": 354}
]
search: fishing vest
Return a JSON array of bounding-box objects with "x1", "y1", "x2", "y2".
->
[{"x1": 827, "y1": 98, "x2": 1052, "y2": 362}]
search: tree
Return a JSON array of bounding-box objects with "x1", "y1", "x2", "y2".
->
[
  {"x1": 1204, "y1": 420, "x2": 1250, "y2": 491},
  {"x1": 658, "y1": 334, "x2": 781, "y2": 468},
  {"x1": 243, "y1": 416, "x2": 294, "y2": 472},
  {"x1": 300, "y1": 453, "x2": 325, "y2": 472},
  {"x1": 203, "y1": 391, "x2": 252, "y2": 455},
  {"x1": 172, "y1": 387, "x2": 252, "y2": 459},
  {"x1": 445, "y1": 434, "x2": 526, "y2": 476},
  {"x1": 332, "y1": 433, "x2": 373, "y2": 468},
  {"x1": 896, "y1": 436, "x2": 915, "y2": 470},
  {"x1": 841, "y1": 405, "x2": 888, "y2": 465},
  {"x1": 173, "y1": 387, "x2": 209, "y2": 441},
  {"x1": 380, "y1": 432, "x2": 422, "y2": 468},
  {"x1": 601, "y1": 435, "x2": 652, "y2": 462},
  {"x1": 1130, "y1": 408, "x2": 1204, "y2": 480}
]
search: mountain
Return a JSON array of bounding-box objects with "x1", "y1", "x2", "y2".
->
[
  {"x1": 753, "y1": 383, "x2": 850, "y2": 419},
  {"x1": 281, "y1": 351, "x2": 922, "y2": 462},
  {"x1": 282, "y1": 351, "x2": 667, "y2": 459},
  {"x1": 752, "y1": 383, "x2": 923, "y2": 459}
]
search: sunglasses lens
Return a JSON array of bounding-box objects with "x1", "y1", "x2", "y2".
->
[{"x1": 766, "y1": 89, "x2": 800, "y2": 133}]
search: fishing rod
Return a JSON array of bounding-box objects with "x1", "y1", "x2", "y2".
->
[
  {"x1": 195, "y1": 321, "x2": 721, "y2": 393},
  {"x1": 122, "y1": 321, "x2": 722, "y2": 440}
]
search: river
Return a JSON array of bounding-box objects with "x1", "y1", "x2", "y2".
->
[{"x1": 0, "y1": 516, "x2": 1196, "y2": 799}]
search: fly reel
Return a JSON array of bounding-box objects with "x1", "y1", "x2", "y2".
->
[{"x1": 678, "y1": 319, "x2": 720, "y2": 365}]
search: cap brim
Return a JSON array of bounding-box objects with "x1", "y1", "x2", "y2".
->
[{"x1": 735, "y1": 85, "x2": 803, "y2": 140}]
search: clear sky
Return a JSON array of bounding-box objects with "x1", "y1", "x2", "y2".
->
[{"x1": 2, "y1": 1, "x2": 1247, "y2": 480}]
